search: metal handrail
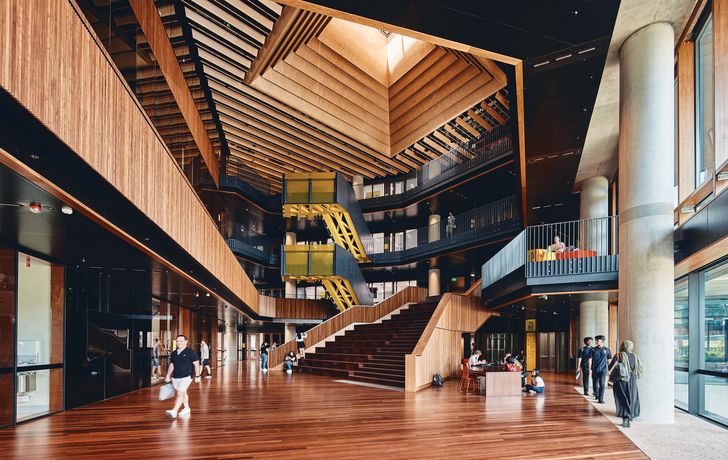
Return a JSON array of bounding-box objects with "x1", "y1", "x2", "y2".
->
[
  {"x1": 524, "y1": 216, "x2": 619, "y2": 278},
  {"x1": 362, "y1": 195, "x2": 518, "y2": 255},
  {"x1": 360, "y1": 124, "x2": 512, "y2": 206}
]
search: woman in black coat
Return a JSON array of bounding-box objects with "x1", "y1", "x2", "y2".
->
[{"x1": 609, "y1": 340, "x2": 642, "y2": 427}]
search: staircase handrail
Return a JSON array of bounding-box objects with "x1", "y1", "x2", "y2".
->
[
  {"x1": 405, "y1": 282, "x2": 496, "y2": 392},
  {"x1": 267, "y1": 286, "x2": 427, "y2": 368}
]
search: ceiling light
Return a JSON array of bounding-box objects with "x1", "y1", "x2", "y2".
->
[
  {"x1": 28, "y1": 202, "x2": 42, "y2": 214},
  {"x1": 680, "y1": 205, "x2": 695, "y2": 214},
  {"x1": 717, "y1": 171, "x2": 728, "y2": 181},
  {"x1": 61, "y1": 205, "x2": 73, "y2": 215}
]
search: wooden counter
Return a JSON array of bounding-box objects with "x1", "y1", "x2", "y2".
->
[{"x1": 471, "y1": 368, "x2": 522, "y2": 396}]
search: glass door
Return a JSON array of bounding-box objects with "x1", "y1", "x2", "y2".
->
[
  {"x1": 15, "y1": 252, "x2": 64, "y2": 423},
  {"x1": 0, "y1": 248, "x2": 16, "y2": 428}
]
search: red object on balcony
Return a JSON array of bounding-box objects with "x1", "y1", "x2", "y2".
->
[{"x1": 555, "y1": 250, "x2": 598, "y2": 260}]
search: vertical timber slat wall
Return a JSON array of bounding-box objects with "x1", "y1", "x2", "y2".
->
[{"x1": 0, "y1": 0, "x2": 259, "y2": 314}]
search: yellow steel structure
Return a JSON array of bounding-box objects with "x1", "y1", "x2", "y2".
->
[
  {"x1": 283, "y1": 274, "x2": 358, "y2": 312},
  {"x1": 281, "y1": 244, "x2": 362, "y2": 312},
  {"x1": 283, "y1": 203, "x2": 370, "y2": 263}
]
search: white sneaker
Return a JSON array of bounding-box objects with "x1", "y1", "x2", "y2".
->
[
  {"x1": 165, "y1": 410, "x2": 178, "y2": 419},
  {"x1": 286, "y1": 369, "x2": 292, "y2": 374},
  {"x1": 262, "y1": 368, "x2": 268, "y2": 373},
  {"x1": 178, "y1": 408, "x2": 191, "y2": 417},
  {"x1": 205, "y1": 375, "x2": 212, "y2": 379}
]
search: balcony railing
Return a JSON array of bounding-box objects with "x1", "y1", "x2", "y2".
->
[
  {"x1": 525, "y1": 216, "x2": 618, "y2": 278},
  {"x1": 481, "y1": 215, "x2": 619, "y2": 291},
  {"x1": 360, "y1": 124, "x2": 513, "y2": 211},
  {"x1": 225, "y1": 227, "x2": 279, "y2": 265},
  {"x1": 362, "y1": 195, "x2": 520, "y2": 263}
]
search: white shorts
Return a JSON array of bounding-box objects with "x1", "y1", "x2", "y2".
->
[{"x1": 171, "y1": 376, "x2": 192, "y2": 391}]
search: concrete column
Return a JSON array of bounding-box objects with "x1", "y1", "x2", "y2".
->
[
  {"x1": 284, "y1": 232, "x2": 297, "y2": 298},
  {"x1": 618, "y1": 22, "x2": 675, "y2": 423},
  {"x1": 352, "y1": 174, "x2": 364, "y2": 200},
  {"x1": 225, "y1": 322, "x2": 237, "y2": 363},
  {"x1": 579, "y1": 176, "x2": 610, "y2": 342},
  {"x1": 428, "y1": 269, "x2": 441, "y2": 296},
  {"x1": 428, "y1": 214, "x2": 440, "y2": 242},
  {"x1": 284, "y1": 323, "x2": 296, "y2": 343}
]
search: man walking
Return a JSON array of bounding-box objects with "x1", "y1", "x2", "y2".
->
[
  {"x1": 164, "y1": 334, "x2": 200, "y2": 418},
  {"x1": 588, "y1": 335, "x2": 612, "y2": 404},
  {"x1": 576, "y1": 337, "x2": 593, "y2": 396}
]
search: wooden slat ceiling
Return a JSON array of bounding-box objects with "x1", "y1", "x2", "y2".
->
[{"x1": 81, "y1": 1, "x2": 512, "y2": 194}]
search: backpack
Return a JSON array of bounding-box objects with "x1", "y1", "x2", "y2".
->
[
  {"x1": 432, "y1": 373, "x2": 444, "y2": 387},
  {"x1": 610, "y1": 352, "x2": 631, "y2": 383}
]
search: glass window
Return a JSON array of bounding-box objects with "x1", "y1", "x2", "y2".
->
[
  {"x1": 405, "y1": 229, "x2": 417, "y2": 249},
  {"x1": 703, "y1": 374, "x2": 728, "y2": 425},
  {"x1": 406, "y1": 177, "x2": 417, "y2": 191},
  {"x1": 704, "y1": 265, "x2": 727, "y2": 373},
  {"x1": 674, "y1": 278, "x2": 689, "y2": 369},
  {"x1": 393, "y1": 232, "x2": 404, "y2": 252},
  {"x1": 674, "y1": 78, "x2": 679, "y2": 208},
  {"x1": 695, "y1": 15, "x2": 715, "y2": 187},
  {"x1": 371, "y1": 183, "x2": 384, "y2": 198}
]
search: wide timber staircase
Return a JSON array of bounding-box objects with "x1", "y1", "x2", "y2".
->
[{"x1": 296, "y1": 300, "x2": 438, "y2": 387}]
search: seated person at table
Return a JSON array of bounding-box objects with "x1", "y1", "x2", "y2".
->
[
  {"x1": 523, "y1": 369, "x2": 545, "y2": 394},
  {"x1": 469, "y1": 350, "x2": 486, "y2": 367},
  {"x1": 505, "y1": 356, "x2": 521, "y2": 372},
  {"x1": 549, "y1": 235, "x2": 566, "y2": 254}
]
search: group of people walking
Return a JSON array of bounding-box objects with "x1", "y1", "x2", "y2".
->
[{"x1": 577, "y1": 335, "x2": 642, "y2": 427}]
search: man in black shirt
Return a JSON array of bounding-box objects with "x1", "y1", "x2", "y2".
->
[
  {"x1": 164, "y1": 334, "x2": 200, "y2": 418},
  {"x1": 576, "y1": 337, "x2": 593, "y2": 396},
  {"x1": 588, "y1": 335, "x2": 612, "y2": 404}
]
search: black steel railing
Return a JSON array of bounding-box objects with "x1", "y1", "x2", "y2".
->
[
  {"x1": 362, "y1": 195, "x2": 519, "y2": 258},
  {"x1": 360, "y1": 124, "x2": 512, "y2": 211},
  {"x1": 225, "y1": 227, "x2": 280, "y2": 265}
]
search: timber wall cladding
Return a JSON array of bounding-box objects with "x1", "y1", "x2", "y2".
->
[{"x1": 0, "y1": 0, "x2": 259, "y2": 313}]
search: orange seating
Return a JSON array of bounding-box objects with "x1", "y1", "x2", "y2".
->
[
  {"x1": 555, "y1": 250, "x2": 598, "y2": 260},
  {"x1": 459, "y1": 359, "x2": 478, "y2": 394}
]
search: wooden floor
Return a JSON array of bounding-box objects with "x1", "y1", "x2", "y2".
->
[{"x1": 0, "y1": 363, "x2": 646, "y2": 459}]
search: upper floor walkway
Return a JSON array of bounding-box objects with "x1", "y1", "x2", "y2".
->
[{"x1": 482, "y1": 216, "x2": 619, "y2": 306}]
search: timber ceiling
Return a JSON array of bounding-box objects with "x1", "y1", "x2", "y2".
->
[{"x1": 79, "y1": 0, "x2": 511, "y2": 194}]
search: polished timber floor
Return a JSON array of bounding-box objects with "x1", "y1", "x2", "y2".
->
[{"x1": 0, "y1": 363, "x2": 645, "y2": 459}]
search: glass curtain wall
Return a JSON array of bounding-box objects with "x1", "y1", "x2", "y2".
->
[
  {"x1": 674, "y1": 278, "x2": 689, "y2": 410},
  {"x1": 676, "y1": 259, "x2": 728, "y2": 426},
  {"x1": 695, "y1": 15, "x2": 715, "y2": 187}
]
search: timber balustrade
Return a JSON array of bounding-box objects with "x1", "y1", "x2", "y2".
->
[
  {"x1": 404, "y1": 283, "x2": 495, "y2": 392},
  {"x1": 267, "y1": 286, "x2": 427, "y2": 368}
]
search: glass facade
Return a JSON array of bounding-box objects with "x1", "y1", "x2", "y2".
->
[
  {"x1": 695, "y1": 15, "x2": 715, "y2": 187},
  {"x1": 675, "y1": 259, "x2": 728, "y2": 426},
  {"x1": 674, "y1": 279, "x2": 689, "y2": 409}
]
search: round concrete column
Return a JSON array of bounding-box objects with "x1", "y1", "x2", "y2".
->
[
  {"x1": 284, "y1": 232, "x2": 297, "y2": 298},
  {"x1": 618, "y1": 22, "x2": 675, "y2": 423},
  {"x1": 428, "y1": 214, "x2": 441, "y2": 242},
  {"x1": 352, "y1": 174, "x2": 364, "y2": 200},
  {"x1": 428, "y1": 269, "x2": 441, "y2": 296},
  {"x1": 579, "y1": 176, "x2": 610, "y2": 342}
]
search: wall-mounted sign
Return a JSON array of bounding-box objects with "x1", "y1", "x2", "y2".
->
[{"x1": 525, "y1": 319, "x2": 537, "y2": 332}]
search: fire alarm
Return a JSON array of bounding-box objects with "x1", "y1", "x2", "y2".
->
[{"x1": 28, "y1": 202, "x2": 42, "y2": 214}]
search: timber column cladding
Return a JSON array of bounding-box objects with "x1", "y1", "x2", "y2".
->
[
  {"x1": 579, "y1": 175, "x2": 610, "y2": 343},
  {"x1": 618, "y1": 22, "x2": 675, "y2": 423}
]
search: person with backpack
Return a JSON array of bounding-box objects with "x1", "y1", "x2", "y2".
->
[
  {"x1": 588, "y1": 335, "x2": 612, "y2": 404},
  {"x1": 609, "y1": 340, "x2": 642, "y2": 427}
]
